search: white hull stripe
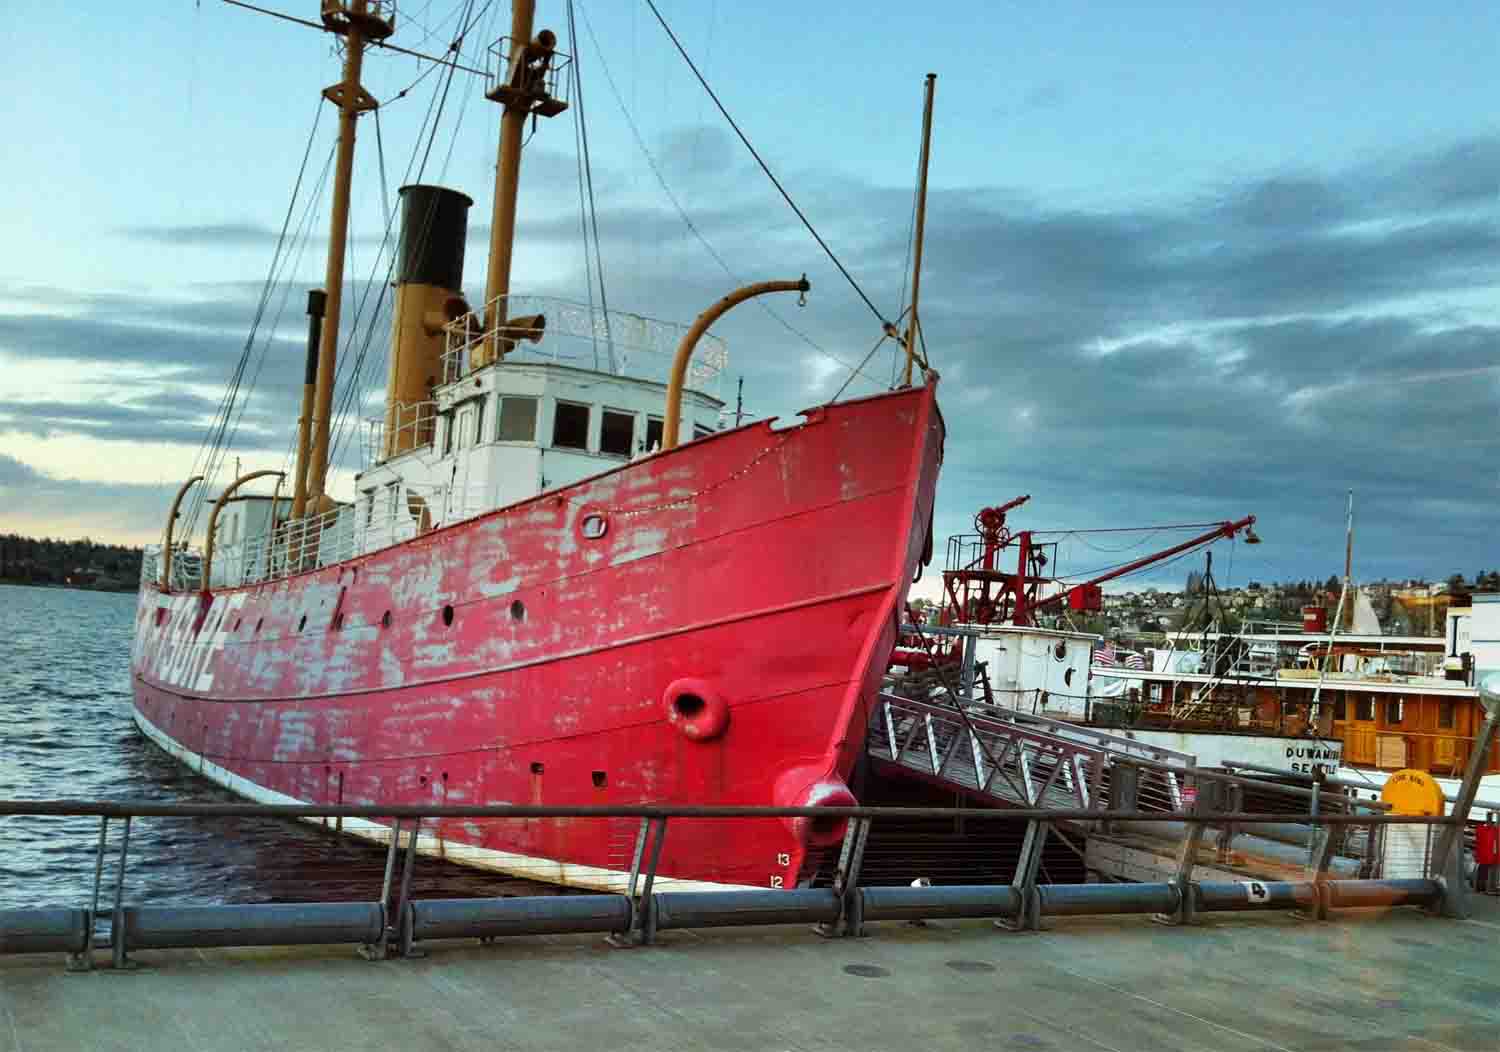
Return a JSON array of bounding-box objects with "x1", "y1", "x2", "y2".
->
[{"x1": 131, "y1": 708, "x2": 759, "y2": 895}]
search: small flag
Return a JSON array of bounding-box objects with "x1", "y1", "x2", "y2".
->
[
  {"x1": 1094, "y1": 641, "x2": 1117, "y2": 667},
  {"x1": 1124, "y1": 652, "x2": 1146, "y2": 670}
]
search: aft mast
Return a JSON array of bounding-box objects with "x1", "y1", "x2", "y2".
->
[
  {"x1": 297, "y1": 1, "x2": 394, "y2": 518},
  {"x1": 476, "y1": 1, "x2": 569, "y2": 367}
]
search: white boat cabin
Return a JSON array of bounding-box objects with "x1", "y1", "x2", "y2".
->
[{"x1": 355, "y1": 355, "x2": 724, "y2": 536}]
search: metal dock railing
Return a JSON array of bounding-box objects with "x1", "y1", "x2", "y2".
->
[{"x1": 0, "y1": 799, "x2": 1471, "y2": 972}]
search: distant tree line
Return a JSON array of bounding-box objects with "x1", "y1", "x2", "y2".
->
[{"x1": 0, "y1": 534, "x2": 142, "y2": 591}]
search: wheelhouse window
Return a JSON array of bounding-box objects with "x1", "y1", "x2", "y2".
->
[
  {"x1": 1386, "y1": 698, "x2": 1404, "y2": 725},
  {"x1": 552, "y1": 401, "x2": 591, "y2": 451},
  {"x1": 1329, "y1": 693, "x2": 1346, "y2": 721},
  {"x1": 1439, "y1": 700, "x2": 1456, "y2": 729},
  {"x1": 644, "y1": 416, "x2": 664, "y2": 453},
  {"x1": 363, "y1": 490, "x2": 375, "y2": 526},
  {"x1": 455, "y1": 404, "x2": 477, "y2": 450},
  {"x1": 1355, "y1": 696, "x2": 1376, "y2": 721},
  {"x1": 600, "y1": 409, "x2": 635, "y2": 458},
  {"x1": 441, "y1": 411, "x2": 455, "y2": 455},
  {"x1": 497, "y1": 396, "x2": 538, "y2": 442}
]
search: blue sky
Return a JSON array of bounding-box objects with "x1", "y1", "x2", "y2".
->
[{"x1": 3, "y1": 1, "x2": 1499, "y2": 594}]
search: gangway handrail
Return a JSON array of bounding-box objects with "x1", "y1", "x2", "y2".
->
[{"x1": 976, "y1": 703, "x2": 1197, "y2": 768}]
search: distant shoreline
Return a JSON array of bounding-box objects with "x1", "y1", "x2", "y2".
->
[{"x1": 0, "y1": 578, "x2": 137, "y2": 594}]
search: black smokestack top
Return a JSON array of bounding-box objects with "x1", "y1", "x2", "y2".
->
[{"x1": 396, "y1": 184, "x2": 474, "y2": 291}]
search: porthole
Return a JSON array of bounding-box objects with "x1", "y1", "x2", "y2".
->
[
  {"x1": 592, "y1": 771, "x2": 608, "y2": 789},
  {"x1": 580, "y1": 513, "x2": 609, "y2": 540},
  {"x1": 442, "y1": 604, "x2": 454, "y2": 627},
  {"x1": 510, "y1": 600, "x2": 526, "y2": 622},
  {"x1": 381, "y1": 610, "x2": 392, "y2": 629}
]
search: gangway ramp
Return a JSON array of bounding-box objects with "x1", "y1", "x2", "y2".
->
[
  {"x1": 865, "y1": 692, "x2": 1366, "y2": 883},
  {"x1": 867, "y1": 692, "x2": 1193, "y2": 816}
]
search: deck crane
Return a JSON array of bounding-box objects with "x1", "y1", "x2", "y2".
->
[{"x1": 940, "y1": 500, "x2": 1260, "y2": 628}]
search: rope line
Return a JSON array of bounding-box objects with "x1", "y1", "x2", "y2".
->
[
  {"x1": 577, "y1": 3, "x2": 887, "y2": 395},
  {"x1": 642, "y1": 0, "x2": 893, "y2": 333}
]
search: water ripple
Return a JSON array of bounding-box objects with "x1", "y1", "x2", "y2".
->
[{"x1": 0, "y1": 584, "x2": 549, "y2": 909}]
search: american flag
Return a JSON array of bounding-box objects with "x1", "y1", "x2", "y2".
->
[
  {"x1": 1124, "y1": 651, "x2": 1147, "y2": 670},
  {"x1": 1094, "y1": 641, "x2": 1117, "y2": 667}
]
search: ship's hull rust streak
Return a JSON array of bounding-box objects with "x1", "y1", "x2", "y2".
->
[{"x1": 130, "y1": 385, "x2": 944, "y2": 891}]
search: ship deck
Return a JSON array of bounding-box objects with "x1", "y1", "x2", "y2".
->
[{"x1": 6, "y1": 896, "x2": 1497, "y2": 1051}]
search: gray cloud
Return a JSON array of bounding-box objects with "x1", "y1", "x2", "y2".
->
[
  {"x1": 7, "y1": 129, "x2": 1500, "y2": 584},
  {"x1": 117, "y1": 223, "x2": 284, "y2": 246}
]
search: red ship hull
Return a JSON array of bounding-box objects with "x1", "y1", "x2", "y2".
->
[{"x1": 130, "y1": 383, "x2": 943, "y2": 891}]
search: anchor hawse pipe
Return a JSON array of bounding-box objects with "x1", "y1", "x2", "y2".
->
[{"x1": 663, "y1": 277, "x2": 810, "y2": 450}]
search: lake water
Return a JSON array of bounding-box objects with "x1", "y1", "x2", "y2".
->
[{"x1": 0, "y1": 583, "x2": 546, "y2": 909}]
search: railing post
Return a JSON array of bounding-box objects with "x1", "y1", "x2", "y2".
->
[
  {"x1": 110, "y1": 816, "x2": 133, "y2": 971},
  {"x1": 817, "y1": 817, "x2": 871, "y2": 938},
  {"x1": 395, "y1": 819, "x2": 422, "y2": 958},
  {"x1": 1155, "y1": 785, "x2": 1204, "y2": 926},
  {"x1": 1218, "y1": 783, "x2": 1242, "y2": 865},
  {"x1": 610, "y1": 816, "x2": 667, "y2": 947},
  {"x1": 1107, "y1": 761, "x2": 1138, "y2": 835},
  {"x1": 68, "y1": 816, "x2": 110, "y2": 973},
  {"x1": 1429, "y1": 679, "x2": 1498, "y2": 918},
  {"x1": 997, "y1": 819, "x2": 1049, "y2": 932},
  {"x1": 361, "y1": 818, "x2": 404, "y2": 960}
]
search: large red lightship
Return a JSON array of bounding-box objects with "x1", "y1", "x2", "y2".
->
[{"x1": 129, "y1": 2, "x2": 944, "y2": 892}]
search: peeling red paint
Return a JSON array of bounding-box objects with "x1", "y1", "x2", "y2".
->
[{"x1": 131, "y1": 384, "x2": 944, "y2": 889}]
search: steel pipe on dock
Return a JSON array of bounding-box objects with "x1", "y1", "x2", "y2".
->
[
  {"x1": 1038, "y1": 882, "x2": 1179, "y2": 916},
  {"x1": 1194, "y1": 881, "x2": 1317, "y2": 912},
  {"x1": 405, "y1": 895, "x2": 631, "y2": 942},
  {"x1": 1325, "y1": 879, "x2": 1442, "y2": 910},
  {"x1": 120, "y1": 903, "x2": 384, "y2": 950},
  {"x1": 858, "y1": 884, "x2": 1021, "y2": 922},
  {"x1": 651, "y1": 889, "x2": 840, "y2": 931},
  {"x1": 0, "y1": 909, "x2": 90, "y2": 955}
]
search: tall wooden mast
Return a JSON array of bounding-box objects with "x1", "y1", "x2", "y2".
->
[
  {"x1": 478, "y1": 1, "x2": 568, "y2": 364},
  {"x1": 298, "y1": 1, "x2": 392, "y2": 517}
]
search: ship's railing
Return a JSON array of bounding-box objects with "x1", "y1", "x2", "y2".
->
[
  {"x1": 200, "y1": 478, "x2": 498, "y2": 587},
  {"x1": 441, "y1": 295, "x2": 728, "y2": 396},
  {"x1": 486, "y1": 35, "x2": 572, "y2": 111},
  {"x1": 139, "y1": 543, "x2": 203, "y2": 592},
  {"x1": 146, "y1": 478, "x2": 498, "y2": 591},
  {"x1": 0, "y1": 799, "x2": 1462, "y2": 971},
  {"x1": 364, "y1": 400, "x2": 438, "y2": 467}
]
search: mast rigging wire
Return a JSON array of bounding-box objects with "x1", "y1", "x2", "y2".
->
[
  {"x1": 642, "y1": 0, "x2": 894, "y2": 335},
  {"x1": 329, "y1": 0, "x2": 493, "y2": 469},
  {"x1": 577, "y1": 3, "x2": 886, "y2": 395},
  {"x1": 180, "y1": 97, "x2": 327, "y2": 541},
  {"x1": 568, "y1": 0, "x2": 614, "y2": 373}
]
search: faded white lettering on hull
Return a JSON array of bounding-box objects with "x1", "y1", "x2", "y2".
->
[{"x1": 137, "y1": 592, "x2": 246, "y2": 692}]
